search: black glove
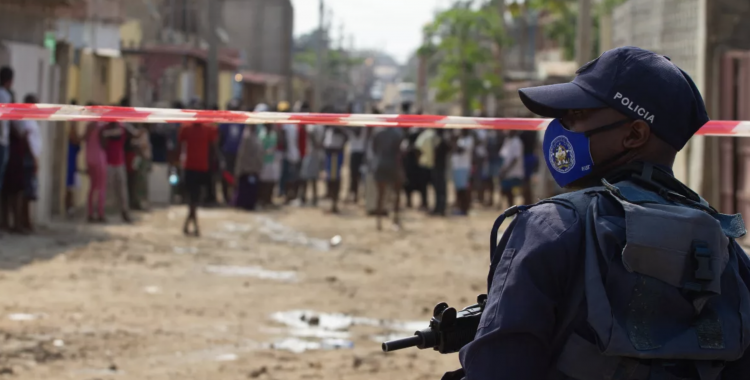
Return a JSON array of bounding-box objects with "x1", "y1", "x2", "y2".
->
[{"x1": 441, "y1": 368, "x2": 465, "y2": 380}]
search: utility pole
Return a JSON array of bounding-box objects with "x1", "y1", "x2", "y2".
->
[
  {"x1": 88, "y1": 0, "x2": 98, "y2": 104},
  {"x1": 417, "y1": 28, "x2": 427, "y2": 112},
  {"x1": 314, "y1": 0, "x2": 325, "y2": 112},
  {"x1": 206, "y1": 0, "x2": 219, "y2": 109},
  {"x1": 576, "y1": 0, "x2": 593, "y2": 66},
  {"x1": 495, "y1": 0, "x2": 507, "y2": 116}
]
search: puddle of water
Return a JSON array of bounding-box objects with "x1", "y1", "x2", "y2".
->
[
  {"x1": 7, "y1": 313, "x2": 45, "y2": 321},
  {"x1": 173, "y1": 246, "x2": 199, "y2": 255},
  {"x1": 267, "y1": 337, "x2": 353, "y2": 354},
  {"x1": 260, "y1": 326, "x2": 350, "y2": 340},
  {"x1": 271, "y1": 310, "x2": 425, "y2": 332},
  {"x1": 265, "y1": 310, "x2": 426, "y2": 353},
  {"x1": 205, "y1": 265, "x2": 298, "y2": 282},
  {"x1": 222, "y1": 222, "x2": 253, "y2": 233},
  {"x1": 255, "y1": 216, "x2": 331, "y2": 251},
  {"x1": 144, "y1": 286, "x2": 161, "y2": 294},
  {"x1": 215, "y1": 353, "x2": 238, "y2": 362}
]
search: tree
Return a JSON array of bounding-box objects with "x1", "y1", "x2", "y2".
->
[
  {"x1": 420, "y1": 1, "x2": 506, "y2": 116},
  {"x1": 293, "y1": 31, "x2": 363, "y2": 84},
  {"x1": 526, "y1": 0, "x2": 628, "y2": 62}
]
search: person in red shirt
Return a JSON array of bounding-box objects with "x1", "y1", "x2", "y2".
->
[
  {"x1": 178, "y1": 121, "x2": 218, "y2": 237},
  {"x1": 101, "y1": 121, "x2": 140, "y2": 223}
]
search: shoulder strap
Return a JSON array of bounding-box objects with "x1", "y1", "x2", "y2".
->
[{"x1": 543, "y1": 189, "x2": 605, "y2": 379}]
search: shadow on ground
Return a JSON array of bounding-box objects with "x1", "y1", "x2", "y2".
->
[{"x1": 0, "y1": 218, "x2": 112, "y2": 271}]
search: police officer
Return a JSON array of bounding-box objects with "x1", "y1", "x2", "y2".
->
[{"x1": 457, "y1": 47, "x2": 750, "y2": 379}]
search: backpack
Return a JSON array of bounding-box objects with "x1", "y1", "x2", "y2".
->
[{"x1": 488, "y1": 165, "x2": 750, "y2": 380}]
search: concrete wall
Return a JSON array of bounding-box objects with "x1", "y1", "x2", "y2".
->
[
  {"x1": 0, "y1": 41, "x2": 58, "y2": 225},
  {"x1": 108, "y1": 57, "x2": 126, "y2": 104},
  {"x1": 0, "y1": 5, "x2": 50, "y2": 46},
  {"x1": 218, "y1": 70, "x2": 233, "y2": 109},
  {"x1": 120, "y1": 20, "x2": 143, "y2": 49},
  {"x1": 612, "y1": 0, "x2": 705, "y2": 190},
  {"x1": 702, "y1": 0, "x2": 750, "y2": 206},
  {"x1": 222, "y1": 0, "x2": 293, "y2": 85}
]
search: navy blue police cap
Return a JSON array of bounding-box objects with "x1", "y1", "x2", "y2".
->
[{"x1": 518, "y1": 46, "x2": 709, "y2": 151}]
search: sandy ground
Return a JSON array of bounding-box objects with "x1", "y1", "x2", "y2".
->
[{"x1": 0, "y1": 197, "x2": 505, "y2": 380}]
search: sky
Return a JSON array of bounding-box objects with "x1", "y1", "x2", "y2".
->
[{"x1": 291, "y1": 0, "x2": 453, "y2": 65}]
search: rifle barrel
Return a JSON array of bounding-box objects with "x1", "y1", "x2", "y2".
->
[{"x1": 382, "y1": 335, "x2": 422, "y2": 352}]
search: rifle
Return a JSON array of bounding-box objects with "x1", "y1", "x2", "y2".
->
[{"x1": 381, "y1": 294, "x2": 487, "y2": 354}]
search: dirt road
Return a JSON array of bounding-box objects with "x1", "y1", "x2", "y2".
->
[{"x1": 0, "y1": 202, "x2": 501, "y2": 380}]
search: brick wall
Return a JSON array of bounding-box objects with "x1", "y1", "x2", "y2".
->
[{"x1": 222, "y1": 0, "x2": 293, "y2": 77}]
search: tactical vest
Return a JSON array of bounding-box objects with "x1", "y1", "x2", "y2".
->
[{"x1": 488, "y1": 166, "x2": 750, "y2": 380}]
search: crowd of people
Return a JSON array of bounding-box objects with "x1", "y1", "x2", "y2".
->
[
  {"x1": 0, "y1": 65, "x2": 541, "y2": 237},
  {"x1": 167, "y1": 100, "x2": 541, "y2": 234},
  {"x1": 59, "y1": 94, "x2": 153, "y2": 227}
]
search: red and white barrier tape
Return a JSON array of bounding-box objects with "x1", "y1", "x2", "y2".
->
[{"x1": 0, "y1": 103, "x2": 748, "y2": 136}]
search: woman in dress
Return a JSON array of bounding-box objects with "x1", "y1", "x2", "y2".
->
[{"x1": 85, "y1": 120, "x2": 108, "y2": 222}]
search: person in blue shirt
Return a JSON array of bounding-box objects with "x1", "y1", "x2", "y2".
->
[
  {"x1": 218, "y1": 99, "x2": 245, "y2": 204},
  {"x1": 457, "y1": 46, "x2": 750, "y2": 380}
]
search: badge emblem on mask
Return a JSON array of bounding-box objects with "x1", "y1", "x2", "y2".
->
[
  {"x1": 543, "y1": 118, "x2": 631, "y2": 188},
  {"x1": 548, "y1": 136, "x2": 576, "y2": 174}
]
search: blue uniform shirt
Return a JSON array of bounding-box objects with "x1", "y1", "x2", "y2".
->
[{"x1": 459, "y1": 191, "x2": 750, "y2": 379}]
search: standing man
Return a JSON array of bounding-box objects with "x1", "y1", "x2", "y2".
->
[
  {"x1": 456, "y1": 46, "x2": 750, "y2": 379},
  {"x1": 481, "y1": 130, "x2": 503, "y2": 207},
  {"x1": 19, "y1": 94, "x2": 41, "y2": 232},
  {"x1": 372, "y1": 127, "x2": 404, "y2": 231},
  {"x1": 280, "y1": 104, "x2": 303, "y2": 204},
  {"x1": 256, "y1": 103, "x2": 279, "y2": 209},
  {"x1": 178, "y1": 119, "x2": 218, "y2": 236},
  {"x1": 233, "y1": 125, "x2": 263, "y2": 210},
  {"x1": 101, "y1": 121, "x2": 135, "y2": 223},
  {"x1": 322, "y1": 114, "x2": 347, "y2": 213},
  {"x1": 519, "y1": 130, "x2": 539, "y2": 205},
  {"x1": 346, "y1": 127, "x2": 367, "y2": 204},
  {"x1": 0, "y1": 67, "x2": 12, "y2": 233},
  {"x1": 299, "y1": 102, "x2": 323, "y2": 206},
  {"x1": 497, "y1": 130, "x2": 524, "y2": 208},
  {"x1": 415, "y1": 127, "x2": 436, "y2": 211},
  {"x1": 218, "y1": 99, "x2": 245, "y2": 204},
  {"x1": 450, "y1": 129, "x2": 474, "y2": 216},
  {"x1": 431, "y1": 129, "x2": 451, "y2": 216}
]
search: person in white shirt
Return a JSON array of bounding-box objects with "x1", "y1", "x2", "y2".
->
[
  {"x1": 300, "y1": 122, "x2": 323, "y2": 206},
  {"x1": 498, "y1": 130, "x2": 525, "y2": 209},
  {"x1": 19, "y1": 94, "x2": 41, "y2": 232},
  {"x1": 451, "y1": 129, "x2": 474, "y2": 216}
]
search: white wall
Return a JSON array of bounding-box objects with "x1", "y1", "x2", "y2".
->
[{"x1": 1, "y1": 41, "x2": 57, "y2": 226}]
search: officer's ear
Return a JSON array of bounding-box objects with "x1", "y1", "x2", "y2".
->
[{"x1": 622, "y1": 120, "x2": 651, "y2": 149}]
